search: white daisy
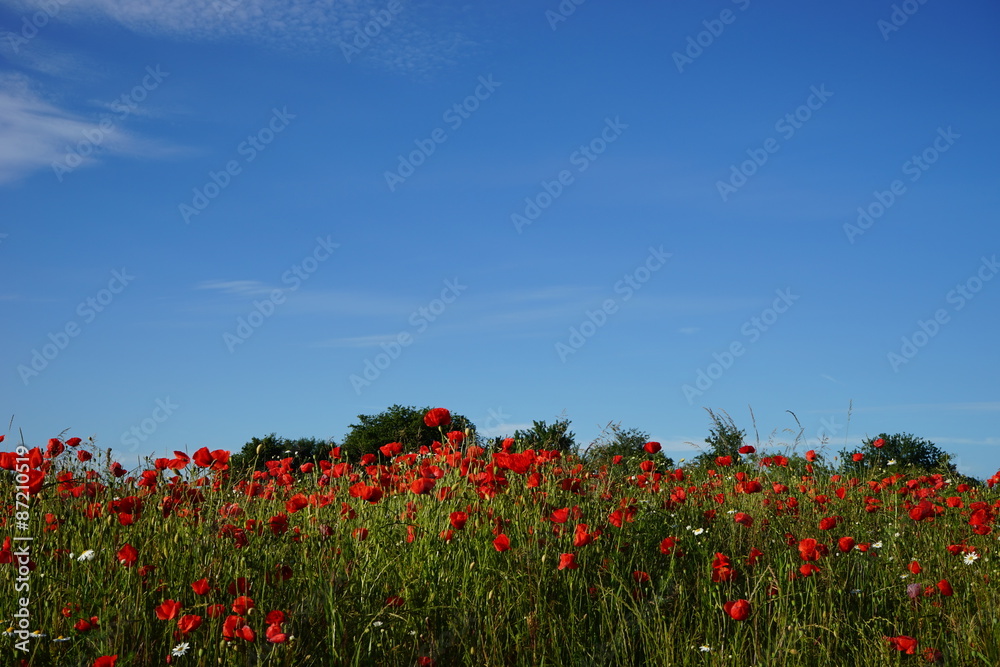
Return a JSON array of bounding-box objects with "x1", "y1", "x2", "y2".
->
[
  {"x1": 76, "y1": 550, "x2": 96, "y2": 561},
  {"x1": 963, "y1": 552, "x2": 979, "y2": 565},
  {"x1": 699, "y1": 645, "x2": 711, "y2": 652},
  {"x1": 172, "y1": 642, "x2": 190, "y2": 656}
]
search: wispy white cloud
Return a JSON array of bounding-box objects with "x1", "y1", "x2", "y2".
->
[
  {"x1": 196, "y1": 280, "x2": 275, "y2": 296},
  {"x1": 5, "y1": 0, "x2": 476, "y2": 76},
  {"x1": 0, "y1": 72, "x2": 183, "y2": 184}
]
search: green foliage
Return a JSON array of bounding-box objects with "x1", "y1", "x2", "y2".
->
[
  {"x1": 340, "y1": 404, "x2": 475, "y2": 460},
  {"x1": 513, "y1": 418, "x2": 576, "y2": 453},
  {"x1": 581, "y1": 422, "x2": 674, "y2": 469},
  {"x1": 229, "y1": 433, "x2": 332, "y2": 474},
  {"x1": 838, "y1": 432, "x2": 973, "y2": 480},
  {"x1": 689, "y1": 408, "x2": 746, "y2": 468}
]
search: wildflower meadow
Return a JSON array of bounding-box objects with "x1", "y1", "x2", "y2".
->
[{"x1": 2, "y1": 409, "x2": 999, "y2": 666}]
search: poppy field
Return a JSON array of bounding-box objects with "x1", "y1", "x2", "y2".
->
[{"x1": 2, "y1": 410, "x2": 999, "y2": 667}]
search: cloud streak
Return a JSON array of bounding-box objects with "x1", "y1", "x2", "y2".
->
[
  {"x1": 5, "y1": 0, "x2": 475, "y2": 76},
  {"x1": 0, "y1": 71, "x2": 183, "y2": 184}
]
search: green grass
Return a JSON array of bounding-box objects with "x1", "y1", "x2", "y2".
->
[{"x1": 1, "y1": 438, "x2": 998, "y2": 666}]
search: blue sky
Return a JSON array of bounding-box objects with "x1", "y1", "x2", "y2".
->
[{"x1": 2, "y1": 0, "x2": 998, "y2": 478}]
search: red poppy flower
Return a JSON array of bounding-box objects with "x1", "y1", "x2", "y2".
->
[
  {"x1": 799, "y1": 562, "x2": 821, "y2": 577},
  {"x1": 715, "y1": 455, "x2": 732, "y2": 467},
  {"x1": 446, "y1": 430, "x2": 465, "y2": 445},
  {"x1": 232, "y1": 596, "x2": 255, "y2": 615},
  {"x1": 643, "y1": 441, "x2": 661, "y2": 454},
  {"x1": 410, "y1": 478, "x2": 436, "y2": 495},
  {"x1": 549, "y1": 508, "x2": 569, "y2": 524},
  {"x1": 734, "y1": 512, "x2": 753, "y2": 527},
  {"x1": 738, "y1": 445, "x2": 755, "y2": 454},
  {"x1": 74, "y1": 617, "x2": 99, "y2": 632},
  {"x1": 632, "y1": 570, "x2": 650, "y2": 583},
  {"x1": 723, "y1": 599, "x2": 751, "y2": 621},
  {"x1": 908, "y1": 560, "x2": 922, "y2": 575},
  {"x1": 385, "y1": 595, "x2": 405, "y2": 607},
  {"x1": 873, "y1": 438, "x2": 885, "y2": 448},
  {"x1": 192, "y1": 446, "x2": 230, "y2": 470},
  {"x1": 352, "y1": 527, "x2": 369, "y2": 541},
  {"x1": 660, "y1": 536, "x2": 679, "y2": 556},
  {"x1": 818, "y1": 516, "x2": 839, "y2": 531},
  {"x1": 266, "y1": 622, "x2": 288, "y2": 644},
  {"x1": 379, "y1": 442, "x2": 403, "y2": 457},
  {"x1": 46, "y1": 438, "x2": 64, "y2": 458},
  {"x1": 852, "y1": 452, "x2": 863, "y2": 462},
  {"x1": 191, "y1": 578, "x2": 211, "y2": 596},
  {"x1": 450, "y1": 511, "x2": 468, "y2": 530},
  {"x1": 177, "y1": 614, "x2": 203, "y2": 635},
  {"x1": 937, "y1": 579, "x2": 953, "y2": 596},
  {"x1": 116, "y1": 543, "x2": 137, "y2": 567},
  {"x1": 155, "y1": 599, "x2": 182, "y2": 621},
  {"x1": 838, "y1": 536, "x2": 856, "y2": 552},
  {"x1": 746, "y1": 547, "x2": 764, "y2": 566},
  {"x1": 93, "y1": 656, "x2": 117, "y2": 667},
  {"x1": 884, "y1": 635, "x2": 917, "y2": 654},
  {"x1": 558, "y1": 553, "x2": 579, "y2": 570},
  {"x1": 805, "y1": 449, "x2": 817, "y2": 462},
  {"x1": 424, "y1": 408, "x2": 451, "y2": 428},
  {"x1": 222, "y1": 615, "x2": 255, "y2": 642},
  {"x1": 206, "y1": 604, "x2": 227, "y2": 618},
  {"x1": 574, "y1": 524, "x2": 594, "y2": 547},
  {"x1": 493, "y1": 533, "x2": 510, "y2": 552}
]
